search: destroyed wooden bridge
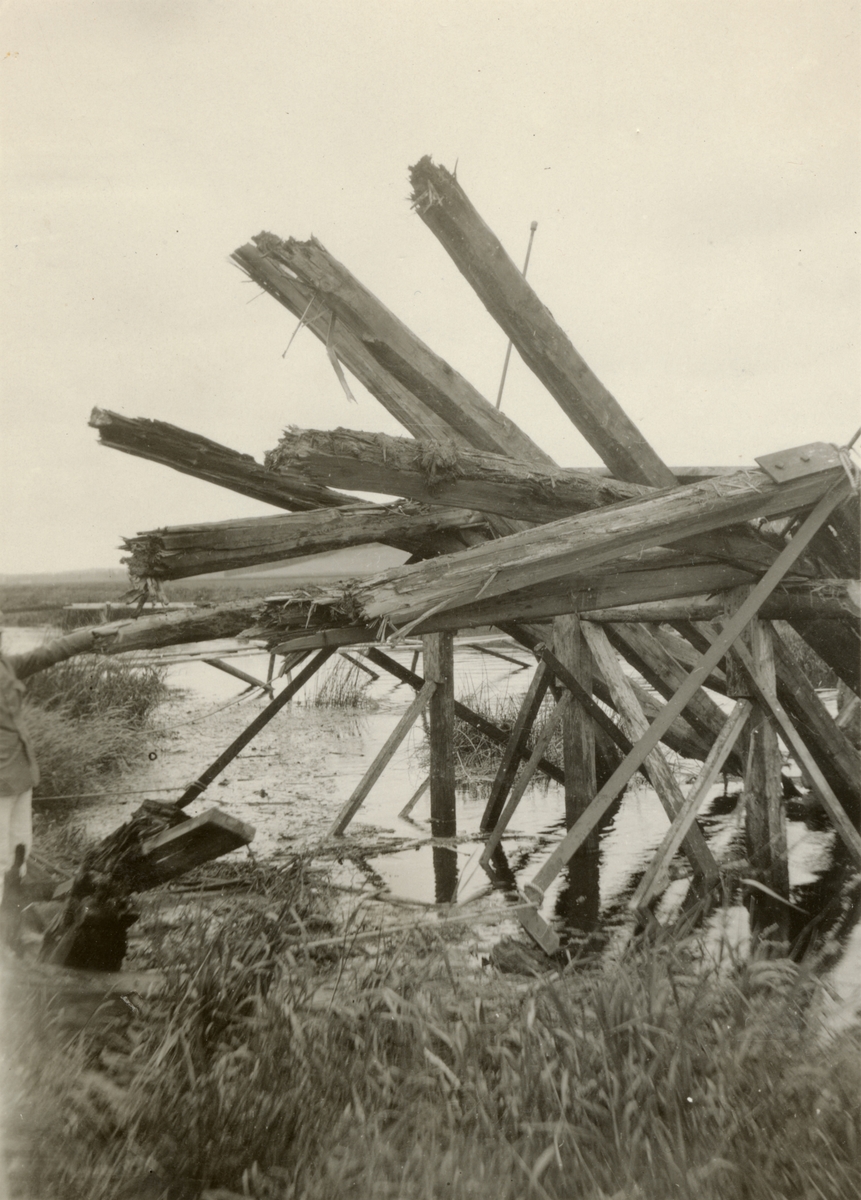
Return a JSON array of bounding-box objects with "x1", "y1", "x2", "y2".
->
[{"x1": 14, "y1": 155, "x2": 860, "y2": 958}]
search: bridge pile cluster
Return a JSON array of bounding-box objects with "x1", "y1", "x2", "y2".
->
[{"x1": 15, "y1": 157, "x2": 860, "y2": 956}]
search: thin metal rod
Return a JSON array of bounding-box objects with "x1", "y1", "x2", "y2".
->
[{"x1": 495, "y1": 221, "x2": 537, "y2": 410}]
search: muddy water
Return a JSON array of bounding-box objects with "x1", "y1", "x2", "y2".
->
[{"x1": 10, "y1": 626, "x2": 839, "y2": 943}]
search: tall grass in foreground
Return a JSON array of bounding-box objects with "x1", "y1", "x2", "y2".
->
[
  {"x1": 10, "y1": 902, "x2": 859, "y2": 1200},
  {"x1": 21, "y1": 655, "x2": 169, "y2": 804}
]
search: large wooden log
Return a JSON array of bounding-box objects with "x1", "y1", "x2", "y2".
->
[
  {"x1": 574, "y1": 580, "x2": 859, "y2": 624},
  {"x1": 232, "y1": 235, "x2": 555, "y2": 467},
  {"x1": 268, "y1": 427, "x2": 789, "y2": 574},
  {"x1": 268, "y1": 426, "x2": 648, "y2": 522},
  {"x1": 787, "y1": 618, "x2": 861, "y2": 695},
  {"x1": 89, "y1": 409, "x2": 358, "y2": 513},
  {"x1": 357, "y1": 466, "x2": 846, "y2": 625},
  {"x1": 409, "y1": 157, "x2": 677, "y2": 488},
  {"x1": 122, "y1": 503, "x2": 487, "y2": 582}
]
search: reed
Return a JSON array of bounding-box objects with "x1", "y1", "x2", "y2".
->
[{"x1": 10, "y1": 893, "x2": 858, "y2": 1200}]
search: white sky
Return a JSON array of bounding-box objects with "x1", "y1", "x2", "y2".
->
[{"x1": 1, "y1": 0, "x2": 858, "y2": 573}]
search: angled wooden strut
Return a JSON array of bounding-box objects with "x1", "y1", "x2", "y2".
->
[
  {"x1": 515, "y1": 474, "x2": 854, "y2": 953},
  {"x1": 330, "y1": 681, "x2": 436, "y2": 836},
  {"x1": 480, "y1": 694, "x2": 572, "y2": 866},
  {"x1": 630, "y1": 700, "x2": 754, "y2": 916},
  {"x1": 582, "y1": 623, "x2": 718, "y2": 883},
  {"x1": 480, "y1": 661, "x2": 552, "y2": 831}
]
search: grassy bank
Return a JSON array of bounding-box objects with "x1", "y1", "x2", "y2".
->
[
  {"x1": 21, "y1": 655, "x2": 169, "y2": 807},
  {"x1": 7, "y1": 863, "x2": 859, "y2": 1200}
]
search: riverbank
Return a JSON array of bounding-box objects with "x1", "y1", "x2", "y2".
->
[{"x1": 4, "y1": 855, "x2": 860, "y2": 1200}]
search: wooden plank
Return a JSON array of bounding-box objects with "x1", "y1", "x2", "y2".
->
[
  {"x1": 137, "y1": 808, "x2": 256, "y2": 888},
  {"x1": 398, "y1": 775, "x2": 430, "y2": 819},
  {"x1": 329, "y1": 682, "x2": 436, "y2": 836},
  {"x1": 480, "y1": 662, "x2": 552, "y2": 831},
  {"x1": 423, "y1": 634, "x2": 456, "y2": 838},
  {"x1": 232, "y1": 236, "x2": 555, "y2": 466},
  {"x1": 555, "y1": 614, "x2": 597, "y2": 832},
  {"x1": 582, "y1": 623, "x2": 718, "y2": 882},
  {"x1": 360, "y1": 466, "x2": 844, "y2": 625},
  {"x1": 122, "y1": 502, "x2": 485, "y2": 581},
  {"x1": 481, "y1": 695, "x2": 571, "y2": 865},
  {"x1": 515, "y1": 476, "x2": 851, "y2": 939},
  {"x1": 409, "y1": 157, "x2": 677, "y2": 488},
  {"x1": 630, "y1": 702, "x2": 753, "y2": 914},
  {"x1": 204, "y1": 658, "x2": 273, "y2": 696},
  {"x1": 572, "y1": 580, "x2": 860, "y2": 624}
]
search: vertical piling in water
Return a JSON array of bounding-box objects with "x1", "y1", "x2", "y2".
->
[
  {"x1": 739, "y1": 616, "x2": 790, "y2": 936},
  {"x1": 554, "y1": 613, "x2": 597, "y2": 837},
  {"x1": 423, "y1": 632, "x2": 456, "y2": 838}
]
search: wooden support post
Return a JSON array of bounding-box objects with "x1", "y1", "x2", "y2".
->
[
  {"x1": 741, "y1": 617, "x2": 790, "y2": 933},
  {"x1": 480, "y1": 662, "x2": 552, "y2": 831},
  {"x1": 330, "y1": 682, "x2": 436, "y2": 835},
  {"x1": 423, "y1": 633, "x2": 457, "y2": 838},
  {"x1": 631, "y1": 701, "x2": 753, "y2": 915},
  {"x1": 554, "y1": 614, "x2": 596, "y2": 834},
  {"x1": 513, "y1": 473, "x2": 851, "y2": 950},
  {"x1": 582, "y1": 623, "x2": 718, "y2": 883}
]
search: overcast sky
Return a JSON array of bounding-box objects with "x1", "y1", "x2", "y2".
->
[{"x1": 1, "y1": 1, "x2": 858, "y2": 574}]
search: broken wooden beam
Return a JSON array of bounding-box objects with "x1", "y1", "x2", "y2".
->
[
  {"x1": 268, "y1": 426, "x2": 649, "y2": 522},
  {"x1": 121, "y1": 503, "x2": 487, "y2": 582},
  {"x1": 135, "y1": 809, "x2": 256, "y2": 889},
  {"x1": 409, "y1": 156, "x2": 677, "y2": 488},
  {"x1": 358, "y1": 463, "x2": 846, "y2": 625},
  {"x1": 232, "y1": 235, "x2": 555, "y2": 467},
  {"x1": 89, "y1": 408, "x2": 360, "y2": 513}
]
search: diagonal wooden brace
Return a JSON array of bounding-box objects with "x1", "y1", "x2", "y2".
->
[
  {"x1": 629, "y1": 700, "x2": 753, "y2": 915},
  {"x1": 515, "y1": 474, "x2": 854, "y2": 948}
]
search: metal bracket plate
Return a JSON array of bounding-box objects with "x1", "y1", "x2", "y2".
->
[{"x1": 755, "y1": 442, "x2": 842, "y2": 483}]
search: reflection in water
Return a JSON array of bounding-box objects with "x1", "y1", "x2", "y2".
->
[
  {"x1": 432, "y1": 844, "x2": 459, "y2": 904},
  {"x1": 555, "y1": 849, "x2": 601, "y2": 935}
]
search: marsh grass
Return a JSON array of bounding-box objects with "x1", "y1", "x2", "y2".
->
[
  {"x1": 21, "y1": 655, "x2": 169, "y2": 805},
  {"x1": 302, "y1": 656, "x2": 374, "y2": 709},
  {"x1": 10, "y1": 893, "x2": 859, "y2": 1200},
  {"x1": 450, "y1": 684, "x2": 564, "y2": 781}
]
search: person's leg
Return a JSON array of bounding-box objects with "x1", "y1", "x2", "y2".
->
[
  {"x1": 0, "y1": 794, "x2": 14, "y2": 873},
  {"x1": 7, "y1": 790, "x2": 32, "y2": 875}
]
